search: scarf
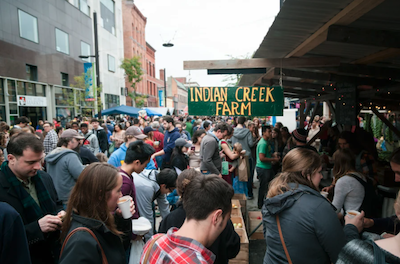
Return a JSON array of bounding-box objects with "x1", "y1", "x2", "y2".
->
[{"x1": 2, "y1": 161, "x2": 56, "y2": 223}]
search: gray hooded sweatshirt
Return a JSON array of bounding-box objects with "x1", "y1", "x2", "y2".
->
[
  {"x1": 231, "y1": 127, "x2": 254, "y2": 157},
  {"x1": 45, "y1": 147, "x2": 85, "y2": 201}
]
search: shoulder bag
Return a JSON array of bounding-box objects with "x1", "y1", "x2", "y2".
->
[
  {"x1": 60, "y1": 227, "x2": 108, "y2": 264},
  {"x1": 276, "y1": 215, "x2": 293, "y2": 264},
  {"x1": 142, "y1": 234, "x2": 164, "y2": 264}
]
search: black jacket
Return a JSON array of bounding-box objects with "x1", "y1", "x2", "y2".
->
[
  {"x1": 94, "y1": 128, "x2": 108, "y2": 153},
  {"x1": 59, "y1": 213, "x2": 130, "y2": 264},
  {"x1": 79, "y1": 146, "x2": 99, "y2": 165},
  {"x1": 158, "y1": 202, "x2": 241, "y2": 264},
  {"x1": 0, "y1": 170, "x2": 63, "y2": 264}
]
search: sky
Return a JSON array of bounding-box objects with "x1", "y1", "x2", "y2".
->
[{"x1": 134, "y1": 0, "x2": 281, "y2": 86}]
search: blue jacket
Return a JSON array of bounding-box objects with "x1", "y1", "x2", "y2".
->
[
  {"x1": 108, "y1": 143, "x2": 156, "y2": 169},
  {"x1": 162, "y1": 127, "x2": 181, "y2": 163}
]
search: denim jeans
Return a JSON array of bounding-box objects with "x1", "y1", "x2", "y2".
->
[
  {"x1": 247, "y1": 157, "x2": 254, "y2": 197},
  {"x1": 256, "y1": 167, "x2": 274, "y2": 209}
]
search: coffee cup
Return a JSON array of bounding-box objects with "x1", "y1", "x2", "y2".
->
[
  {"x1": 320, "y1": 191, "x2": 328, "y2": 198},
  {"x1": 154, "y1": 141, "x2": 160, "y2": 147},
  {"x1": 346, "y1": 210, "x2": 361, "y2": 219},
  {"x1": 117, "y1": 196, "x2": 132, "y2": 219}
]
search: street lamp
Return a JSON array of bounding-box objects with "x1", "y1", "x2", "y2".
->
[{"x1": 79, "y1": 12, "x2": 102, "y2": 117}]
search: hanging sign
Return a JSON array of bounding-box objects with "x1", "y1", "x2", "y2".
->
[
  {"x1": 84, "y1": 62, "x2": 95, "y2": 101},
  {"x1": 18, "y1": 96, "x2": 47, "y2": 107},
  {"x1": 188, "y1": 86, "x2": 284, "y2": 116}
]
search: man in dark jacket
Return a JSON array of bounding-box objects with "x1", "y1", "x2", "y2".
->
[
  {"x1": 0, "y1": 133, "x2": 64, "y2": 264},
  {"x1": 152, "y1": 116, "x2": 181, "y2": 169},
  {"x1": 90, "y1": 118, "x2": 108, "y2": 154}
]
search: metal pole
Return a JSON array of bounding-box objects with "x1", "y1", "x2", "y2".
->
[
  {"x1": 164, "y1": 68, "x2": 167, "y2": 109},
  {"x1": 94, "y1": 12, "x2": 101, "y2": 117}
]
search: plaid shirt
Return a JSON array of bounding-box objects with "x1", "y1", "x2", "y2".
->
[
  {"x1": 43, "y1": 130, "x2": 58, "y2": 155},
  {"x1": 140, "y1": 227, "x2": 215, "y2": 264}
]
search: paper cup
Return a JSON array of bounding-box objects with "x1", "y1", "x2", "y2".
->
[
  {"x1": 346, "y1": 210, "x2": 360, "y2": 219},
  {"x1": 320, "y1": 191, "x2": 328, "y2": 198},
  {"x1": 117, "y1": 196, "x2": 132, "y2": 219},
  {"x1": 154, "y1": 141, "x2": 160, "y2": 147}
]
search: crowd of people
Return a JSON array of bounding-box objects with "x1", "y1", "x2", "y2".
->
[{"x1": 0, "y1": 113, "x2": 399, "y2": 264}]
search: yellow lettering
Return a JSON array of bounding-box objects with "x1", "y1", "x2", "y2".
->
[
  {"x1": 210, "y1": 87, "x2": 214, "y2": 102},
  {"x1": 243, "y1": 87, "x2": 251, "y2": 102},
  {"x1": 232, "y1": 102, "x2": 240, "y2": 115},
  {"x1": 214, "y1": 87, "x2": 221, "y2": 101},
  {"x1": 265, "y1": 88, "x2": 275, "y2": 102},
  {"x1": 259, "y1": 87, "x2": 265, "y2": 101},
  {"x1": 235, "y1": 87, "x2": 243, "y2": 102},
  {"x1": 195, "y1": 88, "x2": 202, "y2": 102},
  {"x1": 216, "y1": 102, "x2": 223, "y2": 115},
  {"x1": 251, "y1": 87, "x2": 258, "y2": 102},
  {"x1": 221, "y1": 87, "x2": 227, "y2": 101},
  {"x1": 203, "y1": 87, "x2": 211, "y2": 101},
  {"x1": 222, "y1": 102, "x2": 232, "y2": 116},
  {"x1": 241, "y1": 102, "x2": 251, "y2": 116},
  {"x1": 190, "y1": 88, "x2": 194, "y2": 102}
]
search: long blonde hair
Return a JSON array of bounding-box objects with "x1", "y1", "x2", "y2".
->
[{"x1": 267, "y1": 148, "x2": 322, "y2": 198}]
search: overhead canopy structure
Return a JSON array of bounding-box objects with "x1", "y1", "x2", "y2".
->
[
  {"x1": 144, "y1": 108, "x2": 162, "y2": 117},
  {"x1": 100, "y1": 105, "x2": 140, "y2": 117}
]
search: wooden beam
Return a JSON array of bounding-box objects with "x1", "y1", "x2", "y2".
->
[
  {"x1": 327, "y1": 25, "x2": 400, "y2": 49},
  {"x1": 283, "y1": 88, "x2": 321, "y2": 97},
  {"x1": 251, "y1": 0, "x2": 385, "y2": 86},
  {"x1": 274, "y1": 68, "x2": 397, "y2": 86},
  {"x1": 207, "y1": 68, "x2": 267, "y2": 75},
  {"x1": 336, "y1": 64, "x2": 400, "y2": 80},
  {"x1": 307, "y1": 120, "x2": 332, "y2": 145},
  {"x1": 183, "y1": 57, "x2": 341, "y2": 70},
  {"x1": 371, "y1": 107, "x2": 400, "y2": 138},
  {"x1": 353, "y1": 48, "x2": 400, "y2": 64},
  {"x1": 286, "y1": 0, "x2": 385, "y2": 57}
]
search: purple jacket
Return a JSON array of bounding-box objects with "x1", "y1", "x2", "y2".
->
[{"x1": 119, "y1": 169, "x2": 140, "y2": 240}]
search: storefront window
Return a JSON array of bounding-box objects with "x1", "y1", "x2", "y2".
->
[
  {"x1": 26, "y1": 83, "x2": 35, "y2": 96},
  {"x1": 0, "y1": 106, "x2": 6, "y2": 122},
  {"x1": 55, "y1": 87, "x2": 74, "y2": 106},
  {"x1": 9, "y1": 104, "x2": 18, "y2": 115},
  {"x1": 7, "y1": 80, "x2": 16, "y2": 102},
  {"x1": 105, "y1": 93, "x2": 120, "y2": 109},
  {"x1": 56, "y1": 107, "x2": 75, "y2": 123},
  {"x1": 36, "y1": 84, "x2": 46, "y2": 96},
  {"x1": 0, "y1": 79, "x2": 4, "y2": 104}
]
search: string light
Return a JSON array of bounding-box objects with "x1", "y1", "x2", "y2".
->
[{"x1": 388, "y1": 91, "x2": 391, "y2": 94}]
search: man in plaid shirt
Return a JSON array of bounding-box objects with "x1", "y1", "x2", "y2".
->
[
  {"x1": 43, "y1": 122, "x2": 58, "y2": 155},
  {"x1": 140, "y1": 174, "x2": 234, "y2": 264}
]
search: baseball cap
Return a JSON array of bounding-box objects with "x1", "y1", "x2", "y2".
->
[
  {"x1": 143, "y1": 126, "x2": 154, "y2": 135},
  {"x1": 126, "y1": 126, "x2": 147, "y2": 140},
  {"x1": 175, "y1": 138, "x2": 191, "y2": 148},
  {"x1": 60, "y1": 129, "x2": 84, "y2": 140}
]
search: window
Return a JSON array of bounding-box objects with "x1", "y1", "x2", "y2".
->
[
  {"x1": 55, "y1": 28, "x2": 69, "y2": 54},
  {"x1": 26, "y1": 64, "x2": 38, "y2": 81},
  {"x1": 105, "y1": 94, "x2": 120, "y2": 109},
  {"x1": 67, "y1": 0, "x2": 89, "y2": 15},
  {"x1": 0, "y1": 79, "x2": 4, "y2": 104},
  {"x1": 61, "y1": 73, "x2": 69, "y2": 86},
  {"x1": 18, "y1": 10, "x2": 39, "y2": 43},
  {"x1": 80, "y1": 41, "x2": 91, "y2": 62},
  {"x1": 108, "y1": 55, "x2": 115, "y2": 72},
  {"x1": 100, "y1": 0, "x2": 115, "y2": 35}
]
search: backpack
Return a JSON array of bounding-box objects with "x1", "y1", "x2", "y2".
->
[{"x1": 348, "y1": 173, "x2": 381, "y2": 218}]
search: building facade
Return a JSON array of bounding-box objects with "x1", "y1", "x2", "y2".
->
[
  {"x1": 145, "y1": 42, "x2": 160, "y2": 107},
  {"x1": 166, "y1": 77, "x2": 189, "y2": 115},
  {"x1": 0, "y1": 0, "x2": 95, "y2": 127},
  {"x1": 0, "y1": 0, "x2": 127, "y2": 127}
]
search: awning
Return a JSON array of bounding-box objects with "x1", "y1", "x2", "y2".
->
[
  {"x1": 144, "y1": 108, "x2": 162, "y2": 116},
  {"x1": 100, "y1": 105, "x2": 140, "y2": 116}
]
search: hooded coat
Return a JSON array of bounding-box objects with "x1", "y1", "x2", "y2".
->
[
  {"x1": 45, "y1": 148, "x2": 85, "y2": 202},
  {"x1": 262, "y1": 183, "x2": 359, "y2": 264},
  {"x1": 231, "y1": 127, "x2": 254, "y2": 157}
]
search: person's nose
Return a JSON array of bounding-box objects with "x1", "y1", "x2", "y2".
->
[{"x1": 33, "y1": 161, "x2": 41, "y2": 170}]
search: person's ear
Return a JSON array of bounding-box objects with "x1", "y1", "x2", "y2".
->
[{"x1": 212, "y1": 209, "x2": 223, "y2": 225}]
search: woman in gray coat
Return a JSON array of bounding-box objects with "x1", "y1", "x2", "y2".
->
[{"x1": 262, "y1": 148, "x2": 364, "y2": 264}]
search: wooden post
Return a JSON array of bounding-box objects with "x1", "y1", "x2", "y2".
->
[
  {"x1": 371, "y1": 107, "x2": 400, "y2": 139},
  {"x1": 299, "y1": 102, "x2": 305, "y2": 129},
  {"x1": 327, "y1": 100, "x2": 342, "y2": 132}
]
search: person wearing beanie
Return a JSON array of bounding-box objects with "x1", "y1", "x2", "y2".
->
[{"x1": 292, "y1": 128, "x2": 318, "y2": 153}]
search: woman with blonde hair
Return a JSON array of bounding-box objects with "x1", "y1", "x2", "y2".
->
[
  {"x1": 262, "y1": 148, "x2": 364, "y2": 264},
  {"x1": 59, "y1": 163, "x2": 134, "y2": 264}
]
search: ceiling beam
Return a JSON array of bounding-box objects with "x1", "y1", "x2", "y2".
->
[
  {"x1": 263, "y1": 78, "x2": 326, "y2": 91},
  {"x1": 251, "y1": 0, "x2": 385, "y2": 86},
  {"x1": 327, "y1": 25, "x2": 400, "y2": 49},
  {"x1": 274, "y1": 68, "x2": 397, "y2": 86},
  {"x1": 183, "y1": 57, "x2": 341, "y2": 70},
  {"x1": 353, "y1": 48, "x2": 400, "y2": 64}
]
